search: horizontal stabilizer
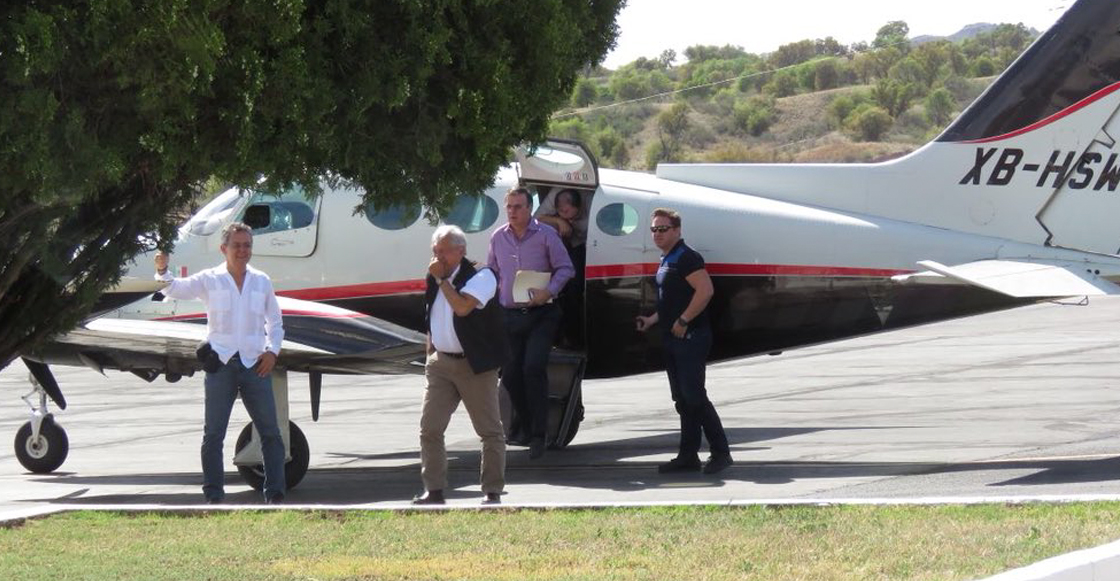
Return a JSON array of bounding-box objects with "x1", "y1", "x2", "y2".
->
[{"x1": 897, "y1": 259, "x2": 1120, "y2": 298}]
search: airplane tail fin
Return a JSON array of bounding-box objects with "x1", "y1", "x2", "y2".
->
[
  {"x1": 658, "y1": 0, "x2": 1120, "y2": 255},
  {"x1": 936, "y1": 0, "x2": 1120, "y2": 145}
]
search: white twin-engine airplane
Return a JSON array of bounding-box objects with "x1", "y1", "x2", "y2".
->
[{"x1": 12, "y1": 0, "x2": 1120, "y2": 490}]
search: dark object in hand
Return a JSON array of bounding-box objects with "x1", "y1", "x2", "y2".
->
[{"x1": 196, "y1": 341, "x2": 222, "y2": 373}]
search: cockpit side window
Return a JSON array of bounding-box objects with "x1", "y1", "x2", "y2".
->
[{"x1": 241, "y1": 186, "x2": 318, "y2": 235}]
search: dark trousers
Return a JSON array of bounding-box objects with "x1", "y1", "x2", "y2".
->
[
  {"x1": 663, "y1": 325, "x2": 730, "y2": 458},
  {"x1": 502, "y1": 304, "x2": 561, "y2": 440}
]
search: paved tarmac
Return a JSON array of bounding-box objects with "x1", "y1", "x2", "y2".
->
[{"x1": 4, "y1": 297, "x2": 1120, "y2": 517}]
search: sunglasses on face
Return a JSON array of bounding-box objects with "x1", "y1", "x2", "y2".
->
[{"x1": 649, "y1": 225, "x2": 675, "y2": 233}]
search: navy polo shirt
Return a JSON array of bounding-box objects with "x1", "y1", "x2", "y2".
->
[{"x1": 655, "y1": 239, "x2": 709, "y2": 332}]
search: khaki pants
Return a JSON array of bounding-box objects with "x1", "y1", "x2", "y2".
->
[{"x1": 420, "y1": 352, "x2": 506, "y2": 494}]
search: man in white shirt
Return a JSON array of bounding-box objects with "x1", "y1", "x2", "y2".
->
[
  {"x1": 413, "y1": 225, "x2": 510, "y2": 505},
  {"x1": 154, "y1": 222, "x2": 286, "y2": 504}
]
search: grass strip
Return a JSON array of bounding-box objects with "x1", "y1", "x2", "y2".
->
[{"x1": 2, "y1": 503, "x2": 1120, "y2": 580}]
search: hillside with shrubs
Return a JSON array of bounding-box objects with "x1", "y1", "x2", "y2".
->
[{"x1": 549, "y1": 21, "x2": 1038, "y2": 169}]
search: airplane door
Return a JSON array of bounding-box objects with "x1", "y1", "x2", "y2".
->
[
  {"x1": 238, "y1": 187, "x2": 322, "y2": 257},
  {"x1": 515, "y1": 138, "x2": 599, "y2": 191},
  {"x1": 584, "y1": 185, "x2": 658, "y2": 376}
]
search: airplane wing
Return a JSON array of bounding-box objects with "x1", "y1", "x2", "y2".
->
[
  {"x1": 24, "y1": 299, "x2": 427, "y2": 379},
  {"x1": 893, "y1": 259, "x2": 1120, "y2": 298}
]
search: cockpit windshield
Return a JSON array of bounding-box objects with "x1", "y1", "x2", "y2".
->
[{"x1": 182, "y1": 188, "x2": 246, "y2": 237}]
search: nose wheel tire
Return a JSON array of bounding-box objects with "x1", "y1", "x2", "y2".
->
[
  {"x1": 234, "y1": 421, "x2": 309, "y2": 491},
  {"x1": 14, "y1": 415, "x2": 69, "y2": 474}
]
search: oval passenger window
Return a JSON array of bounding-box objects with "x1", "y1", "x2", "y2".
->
[
  {"x1": 595, "y1": 202, "x2": 639, "y2": 236},
  {"x1": 442, "y1": 193, "x2": 499, "y2": 233},
  {"x1": 365, "y1": 201, "x2": 421, "y2": 230}
]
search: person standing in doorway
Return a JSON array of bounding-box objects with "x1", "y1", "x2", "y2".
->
[{"x1": 487, "y1": 187, "x2": 574, "y2": 459}]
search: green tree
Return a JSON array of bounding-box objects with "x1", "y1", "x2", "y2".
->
[
  {"x1": 814, "y1": 59, "x2": 839, "y2": 91},
  {"x1": 571, "y1": 78, "x2": 599, "y2": 108},
  {"x1": 873, "y1": 21, "x2": 910, "y2": 51},
  {"x1": 733, "y1": 96, "x2": 777, "y2": 136},
  {"x1": 847, "y1": 104, "x2": 894, "y2": 141},
  {"x1": 828, "y1": 92, "x2": 871, "y2": 129},
  {"x1": 658, "y1": 49, "x2": 677, "y2": 69},
  {"x1": 657, "y1": 102, "x2": 691, "y2": 160},
  {"x1": 871, "y1": 79, "x2": 917, "y2": 118},
  {"x1": 0, "y1": 0, "x2": 623, "y2": 368},
  {"x1": 925, "y1": 88, "x2": 956, "y2": 126},
  {"x1": 764, "y1": 69, "x2": 800, "y2": 97},
  {"x1": 971, "y1": 56, "x2": 997, "y2": 77}
]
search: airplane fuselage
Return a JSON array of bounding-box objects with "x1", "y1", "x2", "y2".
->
[{"x1": 118, "y1": 159, "x2": 1120, "y2": 378}]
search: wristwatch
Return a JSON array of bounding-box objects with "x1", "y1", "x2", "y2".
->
[{"x1": 677, "y1": 317, "x2": 689, "y2": 327}]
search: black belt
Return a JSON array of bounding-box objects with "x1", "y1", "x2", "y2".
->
[
  {"x1": 505, "y1": 304, "x2": 553, "y2": 314},
  {"x1": 438, "y1": 351, "x2": 466, "y2": 359}
]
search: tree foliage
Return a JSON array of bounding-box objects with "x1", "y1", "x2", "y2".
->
[
  {"x1": 925, "y1": 87, "x2": 956, "y2": 126},
  {"x1": 0, "y1": 0, "x2": 622, "y2": 368},
  {"x1": 847, "y1": 104, "x2": 893, "y2": 141}
]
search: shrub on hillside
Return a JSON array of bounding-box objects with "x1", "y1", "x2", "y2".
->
[
  {"x1": 925, "y1": 88, "x2": 955, "y2": 127},
  {"x1": 827, "y1": 91, "x2": 871, "y2": 129},
  {"x1": 846, "y1": 104, "x2": 893, "y2": 141},
  {"x1": 703, "y1": 142, "x2": 783, "y2": 163},
  {"x1": 550, "y1": 117, "x2": 590, "y2": 142},
  {"x1": 733, "y1": 96, "x2": 777, "y2": 136}
]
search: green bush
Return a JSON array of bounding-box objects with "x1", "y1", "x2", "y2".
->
[
  {"x1": 847, "y1": 104, "x2": 893, "y2": 141},
  {"x1": 733, "y1": 96, "x2": 777, "y2": 136}
]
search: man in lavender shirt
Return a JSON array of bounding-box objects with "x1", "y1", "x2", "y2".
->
[{"x1": 487, "y1": 187, "x2": 574, "y2": 459}]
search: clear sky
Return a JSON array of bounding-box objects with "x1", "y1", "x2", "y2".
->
[{"x1": 602, "y1": 0, "x2": 1071, "y2": 69}]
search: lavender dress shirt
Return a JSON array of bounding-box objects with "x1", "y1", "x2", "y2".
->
[{"x1": 487, "y1": 218, "x2": 575, "y2": 308}]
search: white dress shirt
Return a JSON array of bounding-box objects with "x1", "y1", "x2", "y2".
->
[
  {"x1": 157, "y1": 263, "x2": 284, "y2": 365},
  {"x1": 429, "y1": 266, "x2": 497, "y2": 354}
]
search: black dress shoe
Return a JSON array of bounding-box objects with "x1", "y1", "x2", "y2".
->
[
  {"x1": 528, "y1": 437, "x2": 546, "y2": 459},
  {"x1": 657, "y1": 455, "x2": 702, "y2": 474},
  {"x1": 411, "y1": 490, "x2": 446, "y2": 505},
  {"x1": 703, "y1": 454, "x2": 734, "y2": 475},
  {"x1": 265, "y1": 493, "x2": 284, "y2": 504},
  {"x1": 482, "y1": 492, "x2": 502, "y2": 505},
  {"x1": 205, "y1": 497, "x2": 222, "y2": 505}
]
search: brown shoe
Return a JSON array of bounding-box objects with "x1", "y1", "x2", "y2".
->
[
  {"x1": 411, "y1": 490, "x2": 445, "y2": 505},
  {"x1": 482, "y1": 492, "x2": 502, "y2": 505}
]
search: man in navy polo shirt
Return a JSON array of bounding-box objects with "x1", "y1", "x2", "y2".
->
[{"x1": 636, "y1": 207, "x2": 733, "y2": 475}]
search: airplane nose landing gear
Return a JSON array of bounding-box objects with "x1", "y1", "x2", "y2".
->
[{"x1": 14, "y1": 381, "x2": 69, "y2": 474}]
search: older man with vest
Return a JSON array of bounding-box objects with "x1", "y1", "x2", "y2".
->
[{"x1": 413, "y1": 225, "x2": 510, "y2": 505}]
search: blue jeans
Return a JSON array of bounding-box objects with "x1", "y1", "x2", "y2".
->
[
  {"x1": 663, "y1": 326, "x2": 730, "y2": 458},
  {"x1": 202, "y1": 354, "x2": 285, "y2": 500}
]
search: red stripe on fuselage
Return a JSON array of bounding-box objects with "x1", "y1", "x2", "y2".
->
[
  {"x1": 960, "y1": 81, "x2": 1120, "y2": 144},
  {"x1": 240, "y1": 263, "x2": 910, "y2": 307},
  {"x1": 586, "y1": 263, "x2": 911, "y2": 279},
  {"x1": 277, "y1": 280, "x2": 426, "y2": 301}
]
